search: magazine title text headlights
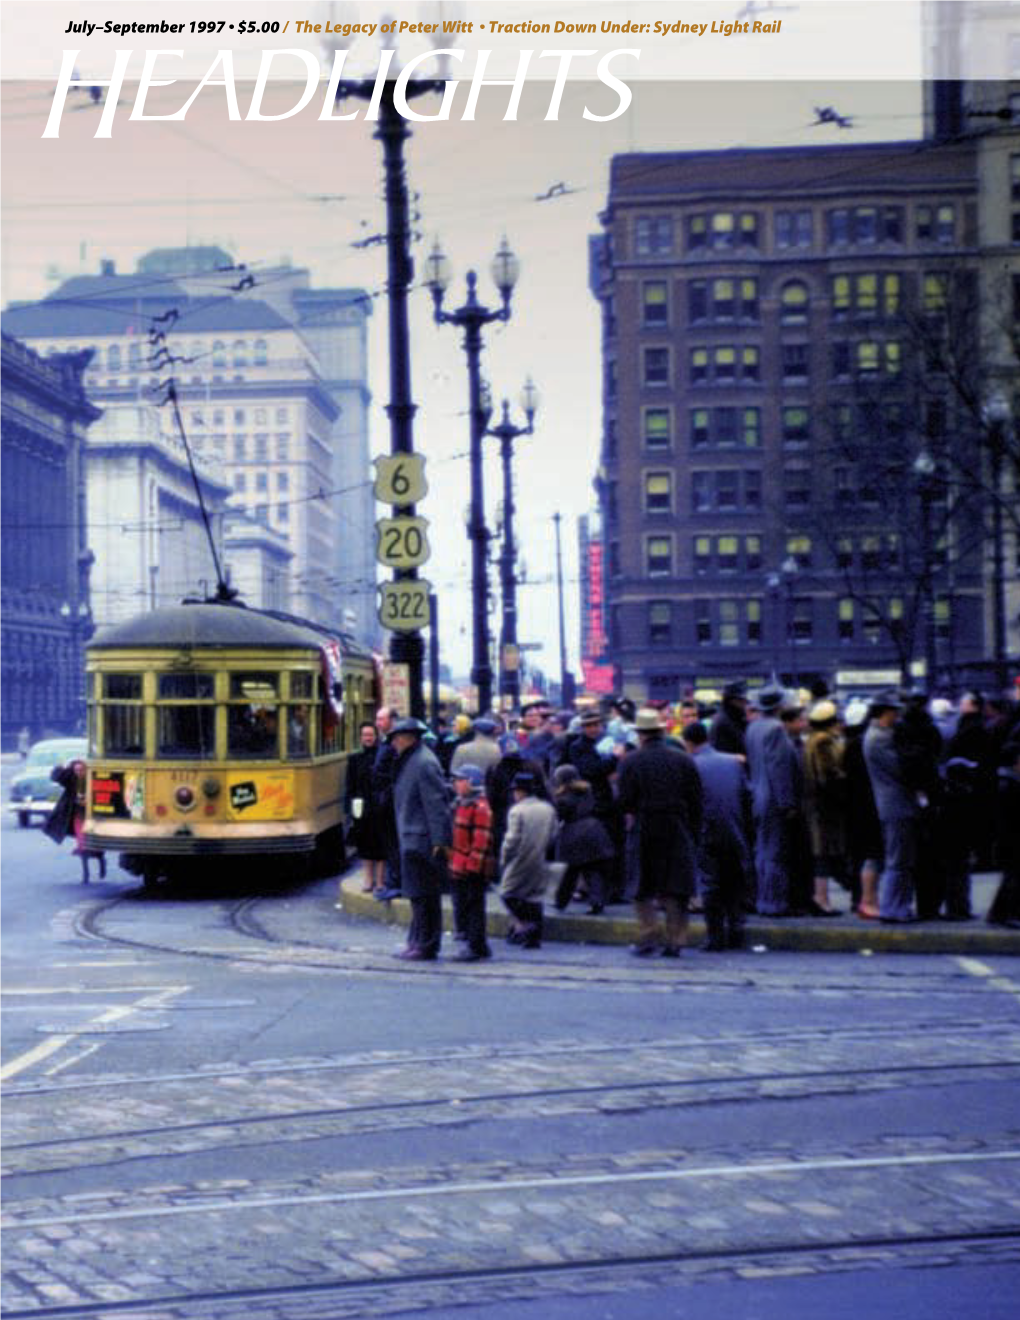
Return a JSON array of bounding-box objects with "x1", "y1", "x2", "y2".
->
[{"x1": 42, "y1": 46, "x2": 640, "y2": 137}]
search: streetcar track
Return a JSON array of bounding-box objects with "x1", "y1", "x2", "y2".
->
[
  {"x1": 5, "y1": 1017, "x2": 1019, "y2": 1097},
  {"x1": 73, "y1": 894, "x2": 1019, "y2": 997},
  {"x1": 3, "y1": 1229, "x2": 1017, "y2": 1320},
  {"x1": 4, "y1": 1060, "x2": 1019, "y2": 1160}
]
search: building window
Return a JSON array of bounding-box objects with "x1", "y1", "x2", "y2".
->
[
  {"x1": 644, "y1": 472, "x2": 672, "y2": 514},
  {"x1": 691, "y1": 409, "x2": 710, "y2": 449},
  {"x1": 106, "y1": 344, "x2": 121, "y2": 371},
  {"x1": 691, "y1": 472, "x2": 711, "y2": 512},
  {"x1": 742, "y1": 407, "x2": 761, "y2": 448},
  {"x1": 255, "y1": 471, "x2": 268, "y2": 493},
  {"x1": 255, "y1": 408, "x2": 267, "y2": 425},
  {"x1": 791, "y1": 597, "x2": 813, "y2": 643},
  {"x1": 719, "y1": 600, "x2": 739, "y2": 647},
  {"x1": 689, "y1": 281, "x2": 708, "y2": 323},
  {"x1": 691, "y1": 348, "x2": 709, "y2": 382},
  {"x1": 635, "y1": 215, "x2": 673, "y2": 255},
  {"x1": 644, "y1": 408, "x2": 671, "y2": 450},
  {"x1": 277, "y1": 472, "x2": 289, "y2": 492},
  {"x1": 649, "y1": 601, "x2": 672, "y2": 645},
  {"x1": 776, "y1": 209, "x2": 812, "y2": 249},
  {"x1": 786, "y1": 535, "x2": 812, "y2": 569},
  {"x1": 882, "y1": 206, "x2": 904, "y2": 242},
  {"x1": 861, "y1": 535, "x2": 882, "y2": 570},
  {"x1": 255, "y1": 435, "x2": 269, "y2": 461},
  {"x1": 781, "y1": 343, "x2": 809, "y2": 382},
  {"x1": 716, "y1": 408, "x2": 738, "y2": 447},
  {"x1": 717, "y1": 535, "x2": 739, "y2": 571},
  {"x1": 855, "y1": 207, "x2": 878, "y2": 244},
  {"x1": 715, "y1": 346, "x2": 736, "y2": 381},
  {"x1": 935, "y1": 596, "x2": 951, "y2": 640},
  {"x1": 782, "y1": 407, "x2": 810, "y2": 447},
  {"x1": 917, "y1": 203, "x2": 955, "y2": 242},
  {"x1": 713, "y1": 278, "x2": 736, "y2": 318},
  {"x1": 643, "y1": 347, "x2": 670, "y2": 386},
  {"x1": 744, "y1": 472, "x2": 762, "y2": 510},
  {"x1": 836, "y1": 537, "x2": 853, "y2": 570},
  {"x1": 745, "y1": 534, "x2": 762, "y2": 570},
  {"x1": 233, "y1": 409, "x2": 246, "y2": 426},
  {"x1": 275, "y1": 407, "x2": 289, "y2": 424},
  {"x1": 831, "y1": 342, "x2": 851, "y2": 378},
  {"x1": 646, "y1": 535, "x2": 672, "y2": 577},
  {"x1": 832, "y1": 275, "x2": 851, "y2": 317},
  {"x1": 233, "y1": 339, "x2": 247, "y2": 367},
  {"x1": 881, "y1": 273, "x2": 901, "y2": 315},
  {"x1": 741, "y1": 346, "x2": 760, "y2": 381},
  {"x1": 688, "y1": 215, "x2": 708, "y2": 250},
  {"x1": 746, "y1": 599, "x2": 762, "y2": 643},
  {"x1": 276, "y1": 435, "x2": 290, "y2": 461},
  {"x1": 253, "y1": 339, "x2": 268, "y2": 365},
  {"x1": 694, "y1": 535, "x2": 712, "y2": 572},
  {"x1": 695, "y1": 599, "x2": 712, "y2": 645},
  {"x1": 783, "y1": 467, "x2": 810, "y2": 508},
  {"x1": 233, "y1": 472, "x2": 247, "y2": 493},
  {"x1": 828, "y1": 209, "x2": 850, "y2": 245},
  {"x1": 716, "y1": 471, "x2": 739, "y2": 510},
  {"x1": 838, "y1": 598, "x2": 855, "y2": 641},
  {"x1": 700, "y1": 277, "x2": 758, "y2": 321},
  {"x1": 609, "y1": 541, "x2": 621, "y2": 577},
  {"x1": 212, "y1": 340, "x2": 227, "y2": 367},
  {"x1": 780, "y1": 281, "x2": 809, "y2": 323},
  {"x1": 277, "y1": 504, "x2": 289, "y2": 523},
  {"x1": 642, "y1": 281, "x2": 668, "y2": 326},
  {"x1": 255, "y1": 504, "x2": 269, "y2": 525},
  {"x1": 233, "y1": 436, "x2": 247, "y2": 461}
]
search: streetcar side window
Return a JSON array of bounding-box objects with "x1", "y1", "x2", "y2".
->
[
  {"x1": 286, "y1": 672, "x2": 316, "y2": 758},
  {"x1": 228, "y1": 673, "x2": 279, "y2": 758},
  {"x1": 156, "y1": 673, "x2": 216, "y2": 759},
  {"x1": 102, "y1": 673, "x2": 144, "y2": 757}
]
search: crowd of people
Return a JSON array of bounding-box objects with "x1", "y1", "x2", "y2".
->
[{"x1": 342, "y1": 686, "x2": 1020, "y2": 962}]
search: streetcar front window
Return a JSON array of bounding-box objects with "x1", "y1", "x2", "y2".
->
[
  {"x1": 228, "y1": 672, "x2": 279, "y2": 759},
  {"x1": 102, "y1": 673, "x2": 144, "y2": 757},
  {"x1": 158, "y1": 706, "x2": 216, "y2": 758},
  {"x1": 156, "y1": 674, "x2": 216, "y2": 759}
]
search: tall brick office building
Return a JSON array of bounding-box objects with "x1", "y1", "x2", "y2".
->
[{"x1": 591, "y1": 140, "x2": 990, "y2": 702}]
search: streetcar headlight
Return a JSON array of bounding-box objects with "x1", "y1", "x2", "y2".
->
[
  {"x1": 201, "y1": 777, "x2": 221, "y2": 798},
  {"x1": 174, "y1": 785, "x2": 196, "y2": 811}
]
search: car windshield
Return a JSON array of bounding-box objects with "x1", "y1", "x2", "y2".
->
[{"x1": 26, "y1": 743, "x2": 85, "y2": 770}]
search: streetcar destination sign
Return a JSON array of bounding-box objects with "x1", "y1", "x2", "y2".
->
[
  {"x1": 374, "y1": 515, "x2": 431, "y2": 569},
  {"x1": 373, "y1": 453, "x2": 428, "y2": 506},
  {"x1": 378, "y1": 580, "x2": 431, "y2": 632}
]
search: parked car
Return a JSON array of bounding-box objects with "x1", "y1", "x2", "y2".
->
[{"x1": 7, "y1": 738, "x2": 87, "y2": 827}]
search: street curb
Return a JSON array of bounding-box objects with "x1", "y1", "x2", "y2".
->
[{"x1": 337, "y1": 870, "x2": 1020, "y2": 956}]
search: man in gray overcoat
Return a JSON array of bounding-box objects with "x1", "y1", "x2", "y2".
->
[
  {"x1": 390, "y1": 717, "x2": 453, "y2": 960},
  {"x1": 499, "y1": 771, "x2": 557, "y2": 948},
  {"x1": 863, "y1": 691, "x2": 918, "y2": 923},
  {"x1": 745, "y1": 685, "x2": 803, "y2": 915}
]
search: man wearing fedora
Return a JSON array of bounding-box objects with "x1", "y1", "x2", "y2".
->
[
  {"x1": 863, "y1": 691, "x2": 919, "y2": 923},
  {"x1": 555, "y1": 706, "x2": 622, "y2": 899},
  {"x1": 390, "y1": 717, "x2": 453, "y2": 960},
  {"x1": 617, "y1": 707, "x2": 704, "y2": 957},
  {"x1": 745, "y1": 684, "x2": 804, "y2": 916},
  {"x1": 710, "y1": 681, "x2": 750, "y2": 759},
  {"x1": 499, "y1": 770, "x2": 558, "y2": 948}
]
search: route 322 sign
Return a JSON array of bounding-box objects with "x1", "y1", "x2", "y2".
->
[{"x1": 378, "y1": 580, "x2": 431, "y2": 633}]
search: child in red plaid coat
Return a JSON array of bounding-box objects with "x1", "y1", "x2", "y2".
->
[{"x1": 447, "y1": 763, "x2": 494, "y2": 961}]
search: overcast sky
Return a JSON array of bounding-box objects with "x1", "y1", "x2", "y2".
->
[{"x1": 1, "y1": 0, "x2": 932, "y2": 680}]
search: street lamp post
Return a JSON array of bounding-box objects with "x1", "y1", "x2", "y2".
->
[
  {"x1": 913, "y1": 449, "x2": 939, "y2": 690},
  {"x1": 485, "y1": 380, "x2": 539, "y2": 710},
  {"x1": 425, "y1": 239, "x2": 520, "y2": 714},
  {"x1": 982, "y1": 389, "x2": 1011, "y2": 692},
  {"x1": 766, "y1": 556, "x2": 799, "y2": 686}
]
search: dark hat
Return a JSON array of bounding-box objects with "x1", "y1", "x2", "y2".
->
[
  {"x1": 512, "y1": 770, "x2": 538, "y2": 791},
  {"x1": 389, "y1": 717, "x2": 427, "y2": 738},
  {"x1": 870, "y1": 689, "x2": 903, "y2": 713},
  {"x1": 452, "y1": 763, "x2": 484, "y2": 788},
  {"x1": 520, "y1": 699, "x2": 547, "y2": 715},
  {"x1": 472, "y1": 717, "x2": 497, "y2": 735},
  {"x1": 723, "y1": 681, "x2": 748, "y2": 701},
  {"x1": 612, "y1": 697, "x2": 636, "y2": 720},
  {"x1": 578, "y1": 709, "x2": 603, "y2": 726},
  {"x1": 755, "y1": 684, "x2": 786, "y2": 713},
  {"x1": 553, "y1": 764, "x2": 580, "y2": 786}
]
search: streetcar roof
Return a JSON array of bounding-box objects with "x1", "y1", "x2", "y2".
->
[{"x1": 88, "y1": 603, "x2": 341, "y2": 653}]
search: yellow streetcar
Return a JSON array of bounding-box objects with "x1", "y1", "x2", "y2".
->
[{"x1": 82, "y1": 600, "x2": 377, "y2": 886}]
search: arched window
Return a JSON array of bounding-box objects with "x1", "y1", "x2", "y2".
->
[
  {"x1": 780, "y1": 281, "x2": 809, "y2": 324},
  {"x1": 107, "y1": 343, "x2": 121, "y2": 371},
  {"x1": 212, "y1": 340, "x2": 226, "y2": 367},
  {"x1": 253, "y1": 338, "x2": 268, "y2": 365},
  {"x1": 233, "y1": 339, "x2": 247, "y2": 367}
]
